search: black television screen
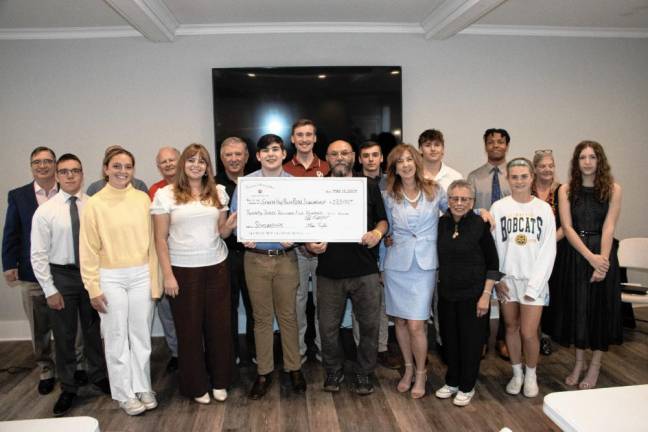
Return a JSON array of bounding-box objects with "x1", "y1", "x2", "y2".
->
[{"x1": 212, "y1": 66, "x2": 402, "y2": 173}]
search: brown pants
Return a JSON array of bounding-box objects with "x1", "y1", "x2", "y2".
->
[
  {"x1": 244, "y1": 251, "x2": 300, "y2": 375},
  {"x1": 169, "y1": 261, "x2": 232, "y2": 397}
]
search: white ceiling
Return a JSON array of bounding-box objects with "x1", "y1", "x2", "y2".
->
[{"x1": 0, "y1": 0, "x2": 647, "y2": 40}]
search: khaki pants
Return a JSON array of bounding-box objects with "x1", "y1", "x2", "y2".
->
[{"x1": 244, "y1": 251, "x2": 300, "y2": 375}]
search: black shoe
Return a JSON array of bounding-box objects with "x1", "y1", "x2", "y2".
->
[
  {"x1": 323, "y1": 369, "x2": 344, "y2": 392},
  {"x1": 93, "y1": 377, "x2": 111, "y2": 395},
  {"x1": 288, "y1": 370, "x2": 307, "y2": 394},
  {"x1": 540, "y1": 336, "x2": 553, "y2": 356},
  {"x1": 38, "y1": 377, "x2": 55, "y2": 395},
  {"x1": 53, "y1": 391, "x2": 76, "y2": 417},
  {"x1": 377, "y1": 351, "x2": 403, "y2": 370},
  {"x1": 355, "y1": 374, "x2": 374, "y2": 396},
  {"x1": 74, "y1": 370, "x2": 89, "y2": 386},
  {"x1": 248, "y1": 373, "x2": 272, "y2": 400},
  {"x1": 166, "y1": 356, "x2": 179, "y2": 373}
]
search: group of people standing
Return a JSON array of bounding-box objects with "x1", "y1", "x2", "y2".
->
[{"x1": 2, "y1": 120, "x2": 623, "y2": 417}]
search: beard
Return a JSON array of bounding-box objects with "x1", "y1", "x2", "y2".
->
[{"x1": 331, "y1": 162, "x2": 351, "y2": 177}]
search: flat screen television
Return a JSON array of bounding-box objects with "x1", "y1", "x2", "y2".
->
[{"x1": 212, "y1": 66, "x2": 402, "y2": 173}]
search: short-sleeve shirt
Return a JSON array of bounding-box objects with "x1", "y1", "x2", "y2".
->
[
  {"x1": 283, "y1": 155, "x2": 329, "y2": 177},
  {"x1": 151, "y1": 184, "x2": 229, "y2": 267}
]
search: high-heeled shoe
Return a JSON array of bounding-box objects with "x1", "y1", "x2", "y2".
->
[
  {"x1": 565, "y1": 360, "x2": 587, "y2": 386},
  {"x1": 411, "y1": 370, "x2": 427, "y2": 399},
  {"x1": 397, "y1": 363, "x2": 414, "y2": 393},
  {"x1": 579, "y1": 361, "x2": 601, "y2": 390}
]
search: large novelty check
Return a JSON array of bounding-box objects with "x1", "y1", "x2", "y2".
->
[{"x1": 236, "y1": 177, "x2": 367, "y2": 242}]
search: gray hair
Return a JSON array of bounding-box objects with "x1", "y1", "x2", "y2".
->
[
  {"x1": 155, "y1": 146, "x2": 180, "y2": 163},
  {"x1": 221, "y1": 137, "x2": 248, "y2": 154},
  {"x1": 447, "y1": 179, "x2": 475, "y2": 199}
]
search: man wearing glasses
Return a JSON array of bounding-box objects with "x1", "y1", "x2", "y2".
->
[
  {"x1": 31, "y1": 154, "x2": 110, "y2": 416},
  {"x1": 2, "y1": 147, "x2": 60, "y2": 395}
]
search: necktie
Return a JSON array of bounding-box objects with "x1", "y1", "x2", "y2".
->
[
  {"x1": 491, "y1": 167, "x2": 501, "y2": 205},
  {"x1": 69, "y1": 196, "x2": 80, "y2": 267}
]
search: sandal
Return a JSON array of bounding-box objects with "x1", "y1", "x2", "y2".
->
[
  {"x1": 411, "y1": 370, "x2": 427, "y2": 399},
  {"x1": 397, "y1": 363, "x2": 414, "y2": 393},
  {"x1": 579, "y1": 361, "x2": 601, "y2": 390},
  {"x1": 565, "y1": 360, "x2": 587, "y2": 386}
]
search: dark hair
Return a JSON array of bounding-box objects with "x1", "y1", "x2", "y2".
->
[
  {"x1": 483, "y1": 128, "x2": 511, "y2": 145},
  {"x1": 30, "y1": 146, "x2": 56, "y2": 161},
  {"x1": 173, "y1": 143, "x2": 223, "y2": 208},
  {"x1": 102, "y1": 148, "x2": 135, "y2": 182},
  {"x1": 256, "y1": 134, "x2": 285, "y2": 151},
  {"x1": 291, "y1": 118, "x2": 316, "y2": 135},
  {"x1": 568, "y1": 140, "x2": 614, "y2": 203},
  {"x1": 358, "y1": 140, "x2": 382, "y2": 152},
  {"x1": 418, "y1": 129, "x2": 444, "y2": 146},
  {"x1": 56, "y1": 153, "x2": 82, "y2": 168}
]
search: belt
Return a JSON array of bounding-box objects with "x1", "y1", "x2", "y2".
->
[
  {"x1": 50, "y1": 263, "x2": 79, "y2": 270},
  {"x1": 578, "y1": 230, "x2": 602, "y2": 237},
  {"x1": 246, "y1": 245, "x2": 297, "y2": 256}
]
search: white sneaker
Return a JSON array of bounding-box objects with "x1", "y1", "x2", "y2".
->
[
  {"x1": 137, "y1": 391, "x2": 158, "y2": 410},
  {"x1": 119, "y1": 398, "x2": 146, "y2": 416},
  {"x1": 194, "y1": 392, "x2": 210, "y2": 404},
  {"x1": 523, "y1": 375, "x2": 539, "y2": 397},
  {"x1": 212, "y1": 388, "x2": 228, "y2": 402},
  {"x1": 506, "y1": 375, "x2": 524, "y2": 395},
  {"x1": 453, "y1": 389, "x2": 475, "y2": 407},
  {"x1": 435, "y1": 385, "x2": 459, "y2": 399}
]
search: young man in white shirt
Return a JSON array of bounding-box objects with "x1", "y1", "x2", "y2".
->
[
  {"x1": 31, "y1": 154, "x2": 109, "y2": 416},
  {"x1": 418, "y1": 129, "x2": 463, "y2": 191}
]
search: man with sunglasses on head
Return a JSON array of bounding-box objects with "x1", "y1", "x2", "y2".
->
[
  {"x1": 3, "y1": 147, "x2": 60, "y2": 395},
  {"x1": 31, "y1": 154, "x2": 110, "y2": 416}
]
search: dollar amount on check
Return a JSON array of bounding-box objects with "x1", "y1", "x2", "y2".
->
[{"x1": 237, "y1": 177, "x2": 367, "y2": 242}]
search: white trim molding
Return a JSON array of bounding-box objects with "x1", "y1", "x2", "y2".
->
[
  {"x1": 176, "y1": 22, "x2": 423, "y2": 36},
  {"x1": 421, "y1": 0, "x2": 507, "y2": 40},
  {"x1": 461, "y1": 24, "x2": 648, "y2": 39},
  {"x1": 0, "y1": 26, "x2": 140, "y2": 40},
  {"x1": 103, "y1": 0, "x2": 178, "y2": 42}
]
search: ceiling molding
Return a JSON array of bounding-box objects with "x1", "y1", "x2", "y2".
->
[
  {"x1": 461, "y1": 24, "x2": 648, "y2": 39},
  {"x1": 176, "y1": 22, "x2": 423, "y2": 36},
  {"x1": 0, "y1": 26, "x2": 140, "y2": 40},
  {"x1": 103, "y1": 0, "x2": 178, "y2": 42},
  {"x1": 421, "y1": 0, "x2": 508, "y2": 40}
]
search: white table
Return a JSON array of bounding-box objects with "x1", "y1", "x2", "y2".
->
[
  {"x1": 543, "y1": 384, "x2": 648, "y2": 431},
  {"x1": 0, "y1": 416, "x2": 100, "y2": 432}
]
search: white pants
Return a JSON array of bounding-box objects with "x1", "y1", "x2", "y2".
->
[
  {"x1": 296, "y1": 248, "x2": 320, "y2": 355},
  {"x1": 99, "y1": 265, "x2": 154, "y2": 402}
]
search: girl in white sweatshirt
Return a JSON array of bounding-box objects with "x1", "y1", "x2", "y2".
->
[{"x1": 490, "y1": 158, "x2": 556, "y2": 398}]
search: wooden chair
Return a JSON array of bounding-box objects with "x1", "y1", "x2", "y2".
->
[{"x1": 618, "y1": 237, "x2": 648, "y2": 305}]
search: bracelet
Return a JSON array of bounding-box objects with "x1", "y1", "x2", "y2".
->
[
  {"x1": 372, "y1": 229, "x2": 383, "y2": 239},
  {"x1": 483, "y1": 290, "x2": 492, "y2": 296}
]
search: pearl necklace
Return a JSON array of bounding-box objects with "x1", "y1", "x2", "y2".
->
[{"x1": 402, "y1": 189, "x2": 421, "y2": 204}]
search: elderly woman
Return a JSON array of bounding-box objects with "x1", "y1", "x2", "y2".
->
[
  {"x1": 80, "y1": 147, "x2": 160, "y2": 416},
  {"x1": 434, "y1": 180, "x2": 500, "y2": 407},
  {"x1": 152, "y1": 143, "x2": 236, "y2": 404},
  {"x1": 532, "y1": 150, "x2": 565, "y2": 356}
]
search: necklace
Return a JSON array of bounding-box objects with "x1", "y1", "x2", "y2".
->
[
  {"x1": 452, "y1": 223, "x2": 459, "y2": 239},
  {"x1": 402, "y1": 189, "x2": 421, "y2": 204}
]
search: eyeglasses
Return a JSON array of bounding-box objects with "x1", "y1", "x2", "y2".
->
[
  {"x1": 534, "y1": 149, "x2": 553, "y2": 155},
  {"x1": 327, "y1": 151, "x2": 353, "y2": 158},
  {"x1": 31, "y1": 159, "x2": 54, "y2": 167},
  {"x1": 448, "y1": 196, "x2": 474, "y2": 203},
  {"x1": 57, "y1": 168, "x2": 82, "y2": 176}
]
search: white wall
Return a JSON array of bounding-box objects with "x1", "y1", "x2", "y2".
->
[{"x1": 1, "y1": 33, "x2": 647, "y2": 336}]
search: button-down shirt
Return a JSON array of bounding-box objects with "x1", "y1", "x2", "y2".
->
[
  {"x1": 33, "y1": 182, "x2": 58, "y2": 205},
  {"x1": 30, "y1": 190, "x2": 86, "y2": 297},
  {"x1": 467, "y1": 161, "x2": 510, "y2": 210},
  {"x1": 283, "y1": 154, "x2": 329, "y2": 177},
  {"x1": 434, "y1": 162, "x2": 463, "y2": 193},
  {"x1": 231, "y1": 169, "x2": 293, "y2": 251}
]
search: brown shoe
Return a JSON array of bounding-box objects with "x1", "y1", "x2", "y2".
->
[
  {"x1": 288, "y1": 369, "x2": 307, "y2": 393},
  {"x1": 248, "y1": 373, "x2": 272, "y2": 400},
  {"x1": 377, "y1": 350, "x2": 403, "y2": 370},
  {"x1": 496, "y1": 340, "x2": 510, "y2": 361}
]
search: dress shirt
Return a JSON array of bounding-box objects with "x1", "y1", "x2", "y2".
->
[
  {"x1": 31, "y1": 190, "x2": 86, "y2": 297},
  {"x1": 230, "y1": 169, "x2": 293, "y2": 251},
  {"x1": 434, "y1": 162, "x2": 463, "y2": 193},
  {"x1": 466, "y1": 161, "x2": 510, "y2": 210},
  {"x1": 33, "y1": 182, "x2": 58, "y2": 205}
]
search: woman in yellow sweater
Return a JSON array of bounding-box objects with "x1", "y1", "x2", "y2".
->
[{"x1": 80, "y1": 147, "x2": 161, "y2": 416}]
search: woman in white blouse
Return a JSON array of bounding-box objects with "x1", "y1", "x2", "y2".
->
[{"x1": 152, "y1": 143, "x2": 236, "y2": 404}]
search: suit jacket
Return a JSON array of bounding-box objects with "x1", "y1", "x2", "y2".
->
[
  {"x1": 2, "y1": 182, "x2": 39, "y2": 282},
  {"x1": 382, "y1": 187, "x2": 447, "y2": 272}
]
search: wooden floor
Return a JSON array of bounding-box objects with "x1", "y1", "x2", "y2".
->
[{"x1": 1, "y1": 309, "x2": 647, "y2": 432}]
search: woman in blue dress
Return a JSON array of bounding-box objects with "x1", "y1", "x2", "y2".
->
[{"x1": 383, "y1": 144, "x2": 447, "y2": 399}]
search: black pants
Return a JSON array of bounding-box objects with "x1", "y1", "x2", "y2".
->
[
  {"x1": 439, "y1": 295, "x2": 487, "y2": 393},
  {"x1": 49, "y1": 265, "x2": 106, "y2": 393},
  {"x1": 228, "y1": 249, "x2": 255, "y2": 358}
]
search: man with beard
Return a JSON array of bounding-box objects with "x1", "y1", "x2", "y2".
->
[
  {"x1": 467, "y1": 128, "x2": 512, "y2": 361},
  {"x1": 307, "y1": 140, "x2": 388, "y2": 395}
]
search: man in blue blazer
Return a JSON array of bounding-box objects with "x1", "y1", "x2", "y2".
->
[{"x1": 2, "y1": 147, "x2": 60, "y2": 394}]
